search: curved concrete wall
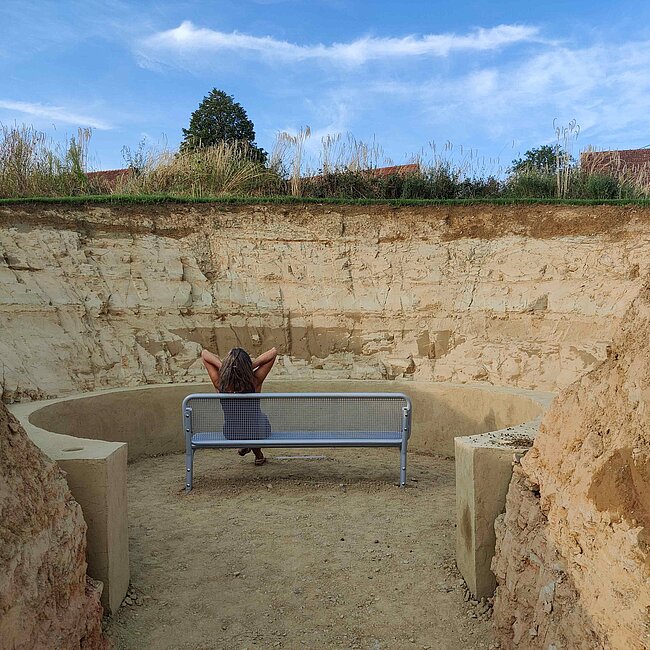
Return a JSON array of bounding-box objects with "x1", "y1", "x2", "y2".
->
[
  {"x1": 10, "y1": 379, "x2": 551, "y2": 617},
  {"x1": 25, "y1": 380, "x2": 547, "y2": 461}
]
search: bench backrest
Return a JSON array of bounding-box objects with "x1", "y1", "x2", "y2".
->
[{"x1": 183, "y1": 393, "x2": 411, "y2": 443}]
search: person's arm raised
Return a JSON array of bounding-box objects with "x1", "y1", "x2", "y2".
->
[
  {"x1": 201, "y1": 349, "x2": 222, "y2": 390},
  {"x1": 252, "y1": 347, "x2": 278, "y2": 389},
  {"x1": 252, "y1": 347, "x2": 277, "y2": 369}
]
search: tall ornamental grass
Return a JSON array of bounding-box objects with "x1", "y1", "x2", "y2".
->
[
  {"x1": 0, "y1": 125, "x2": 95, "y2": 198},
  {"x1": 2, "y1": 121, "x2": 650, "y2": 201},
  {"x1": 117, "y1": 140, "x2": 283, "y2": 197}
]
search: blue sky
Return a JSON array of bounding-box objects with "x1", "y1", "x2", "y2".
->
[{"x1": 3, "y1": 0, "x2": 650, "y2": 173}]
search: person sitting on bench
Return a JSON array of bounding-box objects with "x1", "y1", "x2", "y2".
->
[{"x1": 200, "y1": 346, "x2": 278, "y2": 466}]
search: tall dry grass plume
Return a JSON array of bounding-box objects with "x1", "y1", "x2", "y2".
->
[
  {"x1": 117, "y1": 140, "x2": 280, "y2": 197},
  {"x1": 0, "y1": 125, "x2": 93, "y2": 198},
  {"x1": 274, "y1": 126, "x2": 311, "y2": 196},
  {"x1": 554, "y1": 119, "x2": 579, "y2": 198},
  {"x1": 318, "y1": 133, "x2": 389, "y2": 173}
]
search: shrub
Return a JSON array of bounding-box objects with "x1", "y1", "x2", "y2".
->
[
  {"x1": 301, "y1": 170, "x2": 378, "y2": 199},
  {"x1": 424, "y1": 165, "x2": 461, "y2": 199},
  {"x1": 584, "y1": 173, "x2": 621, "y2": 200},
  {"x1": 456, "y1": 176, "x2": 503, "y2": 199},
  {"x1": 375, "y1": 173, "x2": 407, "y2": 199},
  {"x1": 400, "y1": 172, "x2": 435, "y2": 199},
  {"x1": 505, "y1": 172, "x2": 556, "y2": 198}
]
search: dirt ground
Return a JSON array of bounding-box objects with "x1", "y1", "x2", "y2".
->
[{"x1": 105, "y1": 449, "x2": 497, "y2": 650}]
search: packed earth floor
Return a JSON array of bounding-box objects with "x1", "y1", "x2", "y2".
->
[{"x1": 105, "y1": 448, "x2": 496, "y2": 650}]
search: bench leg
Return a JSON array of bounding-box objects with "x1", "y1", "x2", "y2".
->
[
  {"x1": 400, "y1": 440, "x2": 408, "y2": 488},
  {"x1": 185, "y1": 447, "x2": 194, "y2": 493}
]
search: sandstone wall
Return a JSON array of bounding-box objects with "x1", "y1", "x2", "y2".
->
[
  {"x1": 492, "y1": 281, "x2": 650, "y2": 649},
  {"x1": 0, "y1": 402, "x2": 106, "y2": 649},
  {"x1": 1, "y1": 202, "x2": 650, "y2": 402}
]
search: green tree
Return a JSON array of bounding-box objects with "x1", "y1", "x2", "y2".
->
[
  {"x1": 181, "y1": 89, "x2": 266, "y2": 162},
  {"x1": 509, "y1": 144, "x2": 573, "y2": 174}
]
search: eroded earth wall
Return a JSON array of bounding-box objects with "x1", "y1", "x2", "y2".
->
[
  {"x1": 1, "y1": 202, "x2": 650, "y2": 401},
  {"x1": 0, "y1": 402, "x2": 107, "y2": 649},
  {"x1": 492, "y1": 280, "x2": 650, "y2": 649}
]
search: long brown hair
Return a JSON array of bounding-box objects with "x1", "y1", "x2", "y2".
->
[{"x1": 218, "y1": 348, "x2": 256, "y2": 393}]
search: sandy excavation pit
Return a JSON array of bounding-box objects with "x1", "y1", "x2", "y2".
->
[
  {"x1": 13, "y1": 379, "x2": 547, "y2": 627},
  {"x1": 5, "y1": 202, "x2": 649, "y2": 648},
  {"x1": 105, "y1": 448, "x2": 496, "y2": 650}
]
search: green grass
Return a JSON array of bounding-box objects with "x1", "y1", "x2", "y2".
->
[
  {"x1": 3, "y1": 193, "x2": 650, "y2": 207},
  {"x1": 4, "y1": 124, "x2": 650, "y2": 203},
  {"x1": 5, "y1": 123, "x2": 650, "y2": 203}
]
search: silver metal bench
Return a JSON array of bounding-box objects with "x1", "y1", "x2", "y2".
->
[{"x1": 183, "y1": 392, "x2": 412, "y2": 492}]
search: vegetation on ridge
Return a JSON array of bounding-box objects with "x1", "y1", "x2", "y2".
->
[
  {"x1": 1, "y1": 121, "x2": 650, "y2": 203},
  {"x1": 180, "y1": 88, "x2": 267, "y2": 163}
]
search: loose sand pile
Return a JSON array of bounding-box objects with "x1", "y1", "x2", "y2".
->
[{"x1": 106, "y1": 448, "x2": 496, "y2": 650}]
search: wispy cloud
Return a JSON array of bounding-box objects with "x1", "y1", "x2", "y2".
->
[
  {"x1": 427, "y1": 40, "x2": 650, "y2": 143},
  {"x1": 309, "y1": 38, "x2": 650, "y2": 148},
  {"x1": 0, "y1": 100, "x2": 113, "y2": 130},
  {"x1": 246, "y1": 34, "x2": 650, "y2": 176},
  {"x1": 137, "y1": 21, "x2": 540, "y2": 68}
]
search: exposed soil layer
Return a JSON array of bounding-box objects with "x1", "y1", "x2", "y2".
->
[
  {"x1": 105, "y1": 449, "x2": 495, "y2": 650},
  {"x1": 2, "y1": 201, "x2": 650, "y2": 241},
  {"x1": 3, "y1": 202, "x2": 649, "y2": 402}
]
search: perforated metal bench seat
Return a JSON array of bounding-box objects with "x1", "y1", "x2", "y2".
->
[
  {"x1": 191, "y1": 432, "x2": 404, "y2": 446},
  {"x1": 183, "y1": 392, "x2": 412, "y2": 491}
]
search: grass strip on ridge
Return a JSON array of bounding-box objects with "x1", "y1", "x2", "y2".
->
[{"x1": 3, "y1": 194, "x2": 650, "y2": 208}]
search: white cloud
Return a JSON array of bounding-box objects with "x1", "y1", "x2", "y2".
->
[
  {"x1": 0, "y1": 100, "x2": 113, "y2": 130},
  {"x1": 453, "y1": 41, "x2": 650, "y2": 143},
  {"x1": 255, "y1": 35, "x2": 650, "y2": 174},
  {"x1": 330, "y1": 38, "x2": 650, "y2": 148},
  {"x1": 137, "y1": 21, "x2": 540, "y2": 68},
  {"x1": 132, "y1": 18, "x2": 650, "y2": 163}
]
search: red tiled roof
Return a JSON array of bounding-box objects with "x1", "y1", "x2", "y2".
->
[
  {"x1": 581, "y1": 149, "x2": 650, "y2": 174},
  {"x1": 306, "y1": 163, "x2": 420, "y2": 180},
  {"x1": 364, "y1": 164, "x2": 420, "y2": 177},
  {"x1": 86, "y1": 168, "x2": 133, "y2": 190}
]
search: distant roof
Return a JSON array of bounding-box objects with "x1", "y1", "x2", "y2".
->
[
  {"x1": 581, "y1": 148, "x2": 650, "y2": 173},
  {"x1": 85, "y1": 164, "x2": 421, "y2": 190},
  {"x1": 364, "y1": 164, "x2": 420, "y2": 177},
  {"x1": 306, "y1": 163, "x2": 420, "y2": 180},
  {"x1": 86, "y1": 168, "x2": 132, "y2": 190}
]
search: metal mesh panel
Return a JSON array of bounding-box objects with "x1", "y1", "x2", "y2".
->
[{"x1": 185, "y1": 393, "x2": 407, "y2": 446}]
